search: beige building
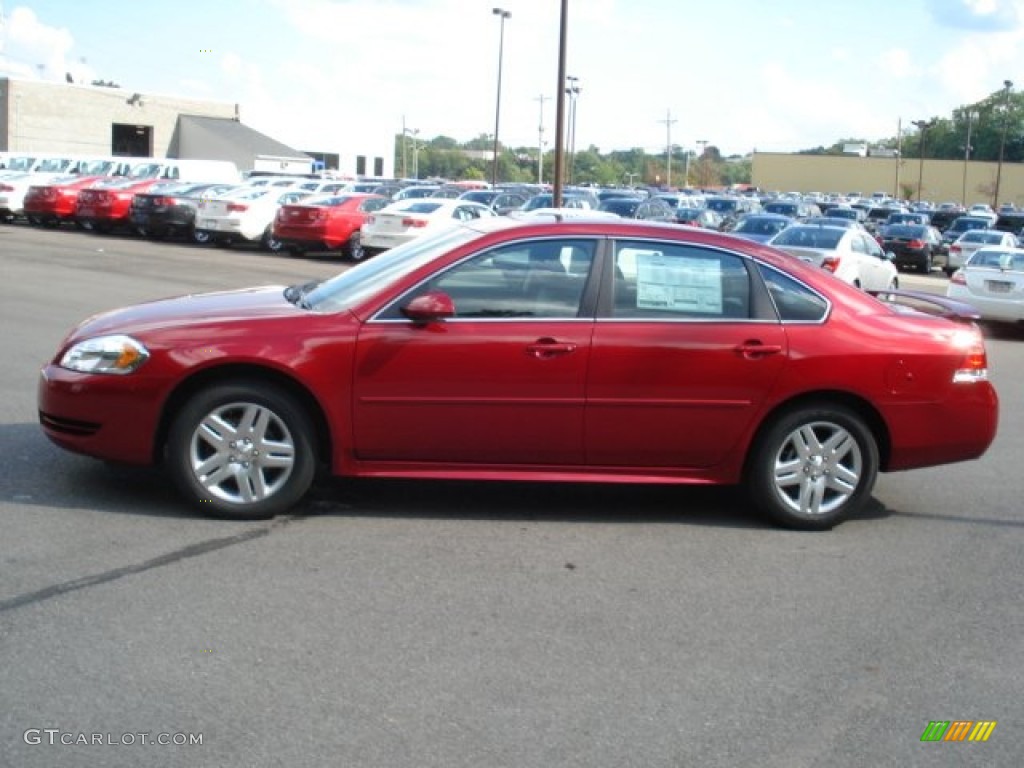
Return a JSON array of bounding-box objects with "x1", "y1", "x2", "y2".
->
[
  {"x1": 752, "y1": 152, "x2": 1024, "y2": 207},
  {"x1": 0, "y1": 77, "x2": 393, "y2": 177}
]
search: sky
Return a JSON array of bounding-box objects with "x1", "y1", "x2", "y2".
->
[{"x1": 2, "y1": 0, "x2": 1024, "y2": 158}]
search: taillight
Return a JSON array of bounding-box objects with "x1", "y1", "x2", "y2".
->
[
  {"x1": 155, "y1": 197, "x2": 177, "y2": 206},
  {"x1": 366, "y1": 215, "x2": 376, "y2": 225},
  {"x1": 949, "y1": 270, "x2": 966, "y2": 285},
  {"x1": 908, "y1": 239, "x2": 924, "y2": 249},
  {"x1": 227, "y1": 203, "x2": 248, "y2": 212},
  {"x1": 402, "y1": 217, "x2": 428, "y2": 228},
  {"x1": 821, "y1": 255, "x2": 840, "y2": 273},
  {"x1": 952, "y1": 328, "x2": 989, "y2": 383},
  {"x1": 0, "y1": 184, "x2": 13, "y2": 192},
  {"x1": 950, "y1": 244, "x2": 961, "y2": 254}
]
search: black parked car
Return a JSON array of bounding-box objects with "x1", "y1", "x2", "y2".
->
[
  {"x1": 130, "y1": 182, "x2": 238, "y2": 241},
  {"x1": 877, "y1": 223, "x2": 945, "y2": 273}
]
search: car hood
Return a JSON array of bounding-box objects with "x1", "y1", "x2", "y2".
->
[{"x1": 66, "y1": 285, "x2": 300, "y2": 342}]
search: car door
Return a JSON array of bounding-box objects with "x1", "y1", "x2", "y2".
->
[
  {"x1": 351, "y1": 238, "x2": 599, "y2": 465},
  {"x1": 585, "y1": 239, "x2": 788, "y2": 468},
  {"x1": 849, "y1": 232, "x2": 890, "y2": 290}
]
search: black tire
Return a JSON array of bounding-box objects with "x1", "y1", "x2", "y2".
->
[
  {"x1": 921, "y1": 253, "x2": 933, "y2": 273},
  {"x1": 263, "y1": 226, "x2": 285, "y2": 253},
  {"x1": 193, "y1": 228, "x2": 213, "y2": 245},
  {"x1": 27, "y1": 214, "x2": 42, "y2": 226},
  {"x1": 943, "y1": 267, "x2": 955, "y2": 277},
  {"x1": 344, "y1": 232, "x2": 364, "y2": 261},
  {"x1": 166, "y1": 382, "x2": 317, "y2": 520},
  {"x1": 746, "y1": 404, "x2": 879, "y2": 531}
]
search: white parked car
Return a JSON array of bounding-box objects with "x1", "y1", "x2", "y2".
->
[
  {"x1": 768, "y1": 223, "x2": 899, "y2": 292},
  {"x1": 947, "y1": 246, "x2": 1024, "y2": 324},
  {"x1": 0, "y1": 172, "x2": 40, "y2": 219},
  {"x1": 360, "y1": 198, "x2": 496, "y2": 257},
  {"x1": 194, "y1": 187, "x2": 310, "y2": 249},
  {"x1": 946, "y1": 229, "x2": 1018, "y2": 275}
]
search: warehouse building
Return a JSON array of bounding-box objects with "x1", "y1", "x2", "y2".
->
[{"x1": 0, "y1": 77, "x2": 391, "y2": 177}]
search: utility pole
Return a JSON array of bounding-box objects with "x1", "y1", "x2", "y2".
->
[
  {"x1": 401, "y1": 115, "x2": 408, "y2": 179},
  {"x1": 535, "y1": 94, "x2": 549, "y2": 184},
  {"x1": 994, "y1": 79, "x2": 1014, "y2": 208},
  {"x1": 659, "y1": 109, "x2": 677, "y2": 188}
]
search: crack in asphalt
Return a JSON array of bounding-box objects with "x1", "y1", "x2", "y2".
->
[{"x1": 0, "y1": 515, "x2": 303, "y2": 614}]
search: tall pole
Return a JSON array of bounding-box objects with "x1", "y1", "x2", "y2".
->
[
  {"x1": 994, "y1": 79, "x2": 1013, "y2": 208},
  {"x1": 491, "y1": 8, "x2": 511, "y2": 187},
  {"x1": 552, "y1": 0, "x2": 568, "y2": 207},
  {"x1": 894, "y1": 117, "x2": 902, "y2": 199},
  {"x1": 695, "y1": 139, "x2": 708, "y2": 188},
  {"x1": 565, "y1": 76, "x2": 580, "y2": 186},
  {"x1": 962, "y1": 110, "x2": 975, "y2": 206},
  {"x1": 659, "y1": 109, "x2": 677, "y2": 189},
  {"x1": 535, "y1": 94, "x2": 549, "y2": 184},
  {"x1": 401, "y1": 115, "x2": 408, "y2": 179},
  {"x1": 912, "y1": 119, "x2": 933, "y2": 203}
]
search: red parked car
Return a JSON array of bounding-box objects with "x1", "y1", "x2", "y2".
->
[
  {"x1": 23, "y1": 175, "x2": 106, "y2": 227},
  {"x1": 38, "y1": 218, "x2": 998, "y2": 530},
  {"x1": 75, "y1": 177, "x2": 171, "y2": 232},
  {"x1": 272, "y1": 193, "x2": 388, "y2": 259}
]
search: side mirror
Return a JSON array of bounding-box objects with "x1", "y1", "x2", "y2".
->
[{"x1": 401, "y1": 290, "x2": 455, "y2": 323}]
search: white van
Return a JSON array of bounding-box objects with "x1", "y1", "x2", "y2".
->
[{"x1": 125, "y1": 158, "x2": 240, "y2": 184}]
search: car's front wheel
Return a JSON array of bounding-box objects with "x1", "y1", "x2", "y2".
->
[
  {"x1": 746, "y1": 404, "x2": 879, "y2": 530},
  {"x1": 166, "y1": 383, "x2": 317, "y2": 519}
]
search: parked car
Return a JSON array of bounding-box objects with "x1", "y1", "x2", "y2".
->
[
  {"x1": 993, "y1": 211, "x2": 1024, "y2": 237},
  {"x1": 597, "y1": 196, "x2": 675, "y2": 221},
  {"x1": 929, "y1": 206, "x2": 965, "y2": 232},
  {"x1": 946, "y1": 229, "x2": 1019, "y2": 276},
  {"x1": 675, "y1": 207, "x2": 723, "y2": 229},
  {"x1": 947, "y1": 246, "x2": 1024, "y2": 325},
  {"x1": 768, "y1": 223, "x2": 899, "y2": 292},
  {"x1": 521, "y1": 192, "x2": 596, "y2": 211},
  {"x1": 762, "y1": 200, "x2": 820, "y2": 219},
  {"x1": 823, "y1": 206, "x2": 866, "y2": 223},
  {"x1": 392, "y1": 185, "x2": 442, "y2": 201},
  {"x1": 728, "y1": 213, "x2": 793, "y2": 243},
  {"x1": 194, "y1": 187, "x2": 311, "y2": 249},
  {"x1": 23, "y1": 175, "x2": 106, "y2": 227},
  {"x1": 272, "y1": 193, "x2": 388, "y2": 259},
  {"x1": 360, "y1": 198, "x2": 496, "y2": 256},
  {"x1": 941, "y1": 215, "x2": 995, "y2": 252},
  {"x1": 885, "y1": 212, "x2": 930, "y2": 226},
  {"x1": 75, "y1": 177, "x2": 173, "y2": 233},
  {"x1": 129, "y1": 182, "x2": 239, "y2": 241},
  {"x1": 877, "y1": 223, "x2": 946, "y2": 273},
  {"x1": 37, "y1": 217, "x2": 998, "y2": 531},
  {"x1": 966, "y1": 203, "x2": 998, "y2": 226},
  {"x1": 0, "y1": 172, "x2": 34, "y2": 220},
  {"x1": 704, "y1": 195, "x2": 759, "y2": 230},
  {"x1": 457, "y1": 189, "x2": 529, "y2": 215}
]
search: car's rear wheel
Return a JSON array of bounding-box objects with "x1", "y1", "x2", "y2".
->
[
  {"x1": 166, "y1": 383, "x2": 316, "y2": 519},
  {"x1": 263, "y1": 226, "x2": 285, "y2": 252},
  {"x1": 746, "y1": 404, "x2": 878, "y2": 531},
  {"x1": 345, "y1": 232, "x2": 364, "y2": 261},
  {"x1": 193, "y1": 228, "x2": 212, "y2": 245},
  {"x1": 922, "y1": 253, "x2": 933, "y2": 273}
]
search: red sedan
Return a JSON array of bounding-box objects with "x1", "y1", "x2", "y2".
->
[
  {"x1": 38, "y1": 218, "x2": 998, "y2": 530},
  {"x1": 272, "y1": 193, "x2": 388, "y2": 259},
  {"x1": 23, "y1": 175, "x2": 106, "y2": 226},
  {"x1": 75, "y1": 177, "x2": 170, "y2": 232}
]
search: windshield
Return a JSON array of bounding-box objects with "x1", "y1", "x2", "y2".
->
[
  {"x1": 35, "y1": 158, "x2": 73, "y2": 173},
  {"x1": 735, "y1": 218, "x2": 788, "y2": 236},
  {"x1": 961, "y1": 231, "x2": 1004, "y2": 244},
  {"x1": 128, "y1": 163, "x2": 164, "y2": 179},
  {"x1": 600, "y1": 199, "x2": 641, "y2": 215},
  {"x1": 882, "y1": 225, "x2": 926, "y2": 238},
  {"x1": 304, "y1": 226, "x2": 479, "y2": 312},
  {"x1": 706, "y1": 198, "x2": 739, "y2": 213},
  {"x1": 4, "y1": 156, "x2": 39, "y2": 172},
  {"x1": 772, "y1": 227, "x2": 844, "y2": 249},
  {"x1": 828, "y1": 208, "x2": 858, "y2": 220}
]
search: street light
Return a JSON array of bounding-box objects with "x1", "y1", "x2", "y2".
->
[
  {"x1": 994, "y1": 79, "x2": 1013, "y2": 208},
  {"x1": 695, "y1": 139, "x2": 708, "y2": 188},
  {"x1": 912, "y1": 119, "x2": 935, "y2": 203},
  {"x1": 491, "y1": 7, "x2": 511, "y2": 187},
  {"x1": 961, "y1": 109, "x2": 977, "y2": 206},
  {"x1": 565, "y1": 75, "x2": 581, "y2": 185},
  {"x1": 535, "y1": 94, "x2": 549, "y2": 184},
  {"x1": 404, "y1": 127, "x2": 421, "y2": 179}
]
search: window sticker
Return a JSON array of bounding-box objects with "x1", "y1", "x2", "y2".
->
[{"x1": 635, "y1": 252, "x2": 723, "y2": 312}]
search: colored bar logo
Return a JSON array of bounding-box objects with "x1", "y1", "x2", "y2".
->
[{"x1": 921, "y1": 720, "x2": 997, "y2": 742}]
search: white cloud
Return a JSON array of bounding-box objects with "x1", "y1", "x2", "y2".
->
[{"x1": 0, "y1": 7, "x2": 95, "y2": 83}]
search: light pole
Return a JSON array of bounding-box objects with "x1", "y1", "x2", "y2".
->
[
  {"x1": 565, "y1": 75, "x2": 581, "y2": 185},
  {"x1": 994, "y1": 79, "x2": 1013, "y2": 208},
  {"x1": 535, "y1": 94, "x2": 549, "y2": 184},
  {"x1": 961, "y1": 109, "x2": 977, "y2": 206},
  {"x1": 695, "y1": 139, "x2": 708, "y2": 188},
  {"x1": 659, "y1": 109, "x2": 677, "y2": 188},
  {"x1": 491, "y1": 8, "x2": 511, "y2": 187},
  {"x1": 404, "y1": 128, "x2": 421, "y2": 179},
  {"x1": 683, "y1": 149, "x2": 692, "y2": 189},
  {"x1": 912, "y1": 119, "x2": 935, "y2": 203}
]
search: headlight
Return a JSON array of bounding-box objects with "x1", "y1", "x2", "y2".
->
[{"x1": 59, "y1": 335, "x2": 150, "y2": 375}]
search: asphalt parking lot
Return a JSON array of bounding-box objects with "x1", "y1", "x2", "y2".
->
[{"x1": 1, "y1": 223, "x2": 1022, "y2": 767}]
